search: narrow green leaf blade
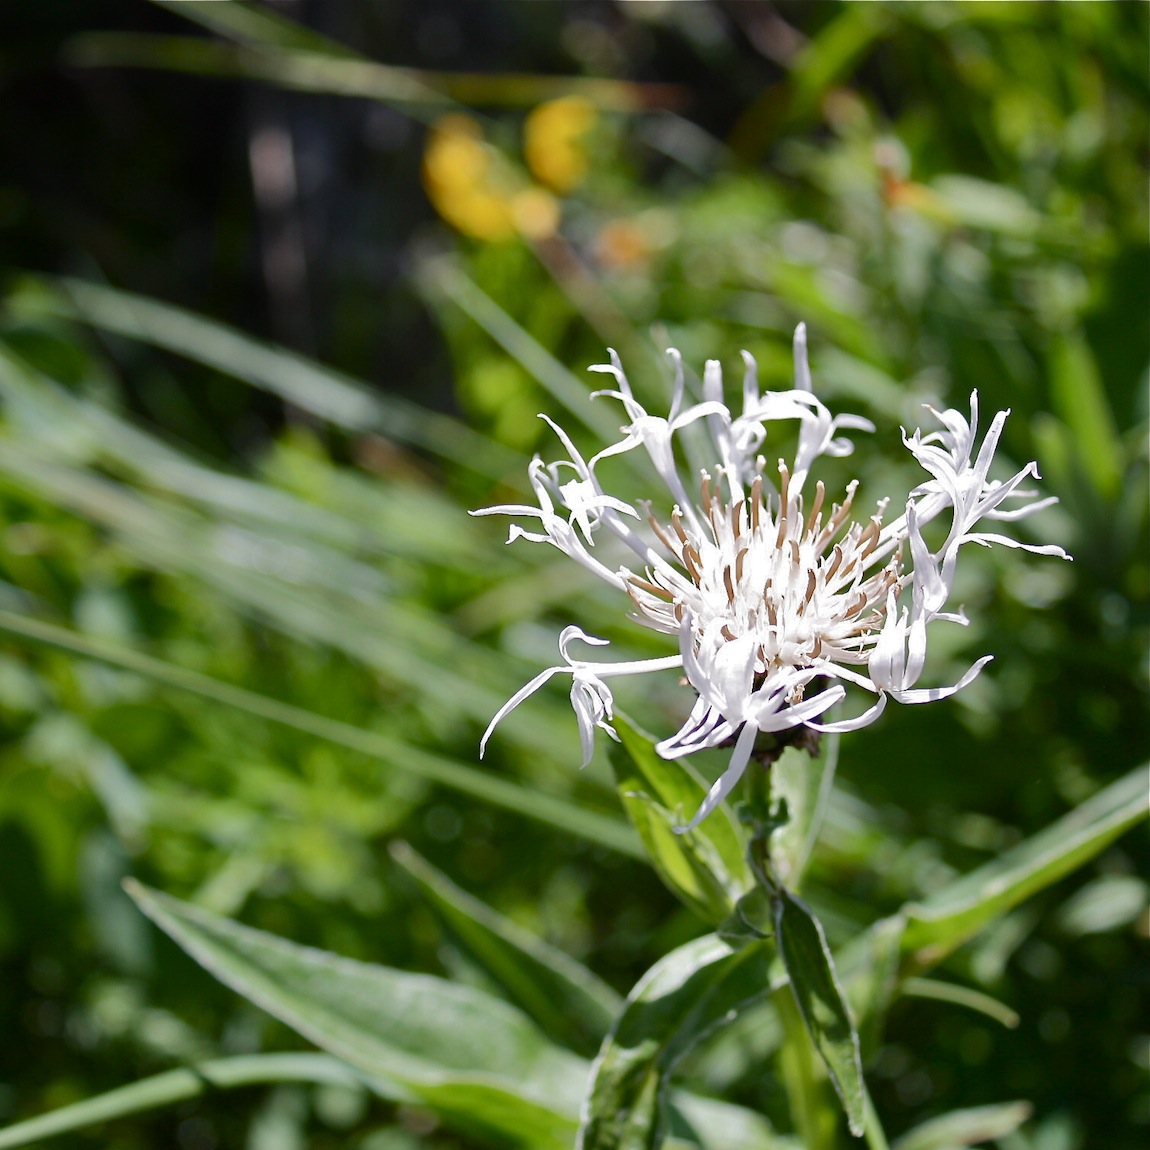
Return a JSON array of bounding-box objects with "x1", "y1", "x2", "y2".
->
[
  {"x1": 768, "y1": 733, "x2": 839, "y2": 890},
  {"x1": 609, "y1": 714, "x2": 752, "y2": 923},
  {"x1": 149, "y1": 0, "x2": 360, "y2": 57},
  {"x1": 0, "y1": 609, "x2": 640, "y2": 856},
  {"x1": 902, "y1": 766, "x2": 1148, "y2": 959},
  {"x1": 578, "y1": 934, "x2": 776, "y2": 1150},
  {"x1": 126, "y1": 882, "x2": 585, "y2": 1148},
  {"x1": 773, "y1": 888, "x2": 865, "y2": 1138},
  {"x1": 0, "y1": 1055, "x2": 363, "y2": 1150},
  {"x1": 12, "y1": 276, "x2": 513, "y2": 477},
  {"x1": 900, "y1": 978, "x2": 1019, "y2": 1030},
  {"x1": 390, "y1": 841, "x2": 622, "y2": 1055},
  {"x1": 891, "y1": 1101, "x2": 1033, "y2": 1150}
]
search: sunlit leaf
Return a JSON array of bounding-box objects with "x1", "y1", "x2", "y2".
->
[
  {"x1": 900, "y1": 977, "x2": 1019, "y2": 1030},
  {"x1": 127, "y1": 881, "x2": 586, "y2": 1149},
  {"x1": 609, "y1": 715, "x2": 752, "y2": 924},
  {"x1": 901, "y1": 766, "x2": 1148, "y2": 961},
  {"x1": 390, "y1": 841, "x2": 622, "y2": 1055},
  {"x1": 0, "y1": 1055, "x2": 364, "y2": 1150},
  {"x1": 577, "y1": 933, "x2": 781, "y2": 1150},
  {"x1": 767, "y1": 733, "x2": 839, "y2": 890}
]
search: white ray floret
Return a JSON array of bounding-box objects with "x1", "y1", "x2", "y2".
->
[{"x1": 474, "y1": 325, "x2": 1070, "y2": 828}]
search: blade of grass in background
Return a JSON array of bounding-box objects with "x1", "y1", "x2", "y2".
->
[
  {"x1": 0, "y1": 609, "x2": 640, "y2": 856},
  {"x1": 8, "y1": 277, "x2": 517, "y2": 479},
  {"x1": 0, "y1": 1055, "x2": 369, "y2": 1150}
]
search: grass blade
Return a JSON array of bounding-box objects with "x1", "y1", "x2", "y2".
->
[
  {"x1": 0, "y1": 1055, "x2": 365, "y2": 1150},
  {"x1": 0, "y1": 609, "x2": 640, "y2": 856}
]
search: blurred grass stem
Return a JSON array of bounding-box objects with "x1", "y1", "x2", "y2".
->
[{"x1": 0, "y1": 609, "x2": 640, "y2": 857}]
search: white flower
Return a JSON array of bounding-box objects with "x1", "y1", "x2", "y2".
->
[{"x1": 475, "y1": 325, "x2": 1069, "y2": 828}]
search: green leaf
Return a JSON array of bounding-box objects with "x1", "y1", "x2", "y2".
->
[
  {"x1": 768, "y1": 733, "x2": 839, "y2": 890},
  {"x1": 609, "y1": 715, "x2": 752, "y2": 923},
  {"x1": 1048, "y1": 330, "x2": 1123, "y2": 501},
  {"x1": 390, "y1": 841, "x2": 622, "y2": 1055},
  {"x1": 10, "y1": 276, "x2": 514, "y2": 478},
  {"x1": 0, "y1": 1055, "x2": 362, "y2": 1149},
  {"x1": 901, "y1": 766, "x2": 1148, "y2": 961},
  {"x1": 891, "y1": 1101, "x2": 1033, "y2": 1150},
  {"x1": 577, "y1": 934, "x2": 779, "y2": 1150},
  {"x1": 126, "y1": 881, "x2": 585, "y2": 1149},
  {"x1": 0, "y1": 609, "x2": 641, "y2": 857},
  {"x1": 773, "y1": 887, "x2": 865, "y2": 1138},
  {"x1": 415, "y1": 257, "x2": 624, "y2": 441},
  {"x1": 150, "y1": 0, "x2": 361, "y2": 57},
  {"x1": 900, "y1": 978, "x2": 1019, "y2": 1030}
]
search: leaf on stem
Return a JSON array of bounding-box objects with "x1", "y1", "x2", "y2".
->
[
  {"x1": 773, "y1": 887, "x2": 865, "y2": 1138},
  {"x1": 577, "y1": 934, "x2": 782, "y2": 1150},
  {"x1": 390, "y1": 841, "x2": 621, "y2": 1055},
  {"x1": 126, "y1": 880, "x2": 586, "y2": 1149},
  {"x1": 767, "y1": 733, "x2": 839, "y2": 890},
  {"x1": 608, "y1": 715, "x2": 752, "y2": 924}
]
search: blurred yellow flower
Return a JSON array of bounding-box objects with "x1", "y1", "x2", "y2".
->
[
  {"x1": 423, "y1": 113, "x2": 560, "y2": 242},
  {"x1": 524, "y1": 96, "x2": 597, "y2": 193}
]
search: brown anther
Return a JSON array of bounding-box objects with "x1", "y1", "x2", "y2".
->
[
  {"x1": 647, "y1": 513, "x2": 679, "y2": 556},
  {"x1": 789, "y1": 539, "x2": 801, "y2": 565},
  {"x1": 721, "y1": 625, "x2": 737, "y2": 642},
  {"x1": 731, "y1": 500, "x2": 744, "y2": 537},
  {"x1": 723, "y1": 565, "x2": 736, "y2": 603},
  {"x1": 825, "y1": 544, "x2": 843, "y2": 581},
  {"x1": 775, "y1": 510, "x2": 788, "y2": 549},
  {"x1": 735, "y1": 546, "x2": 748, "y2": 582},
  {"x1": 671, "y1": 509, "x2": 689, "y2": 545},
  {"x1": 806, "y1": 481, "x2": 826, "y2": 537},
  {"x1": 701, "y1": 473, "x2": 712, "y2": 508},
  {"x1": 811, "y1": 637, "x2": 824, "y2": 659},
  {"x1": 683, "y1": 546, "x2": 701, "y2": 583},
  {"x1": 817, "y1": 480, "x2": 859, "y2": 549},
  {"x1": 805, "y1": 568, "x2": 817, "y2": 604},
  {"x1": 778, "y1": 459, "x2": 791, "y2": 512},
  {"x1": 673, "y1": 601, "x2": 684, "y2": 623},
  {"x1": 630, "y1": 576, "x2": 674, "y2": 601},
  {"x1": 750, "y1": 476, "x2": 763, "y2": 531}
]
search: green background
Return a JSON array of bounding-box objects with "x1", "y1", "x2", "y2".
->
[{"x1": 0, "y1": 3, "x2": 1145, "y2": 1148}]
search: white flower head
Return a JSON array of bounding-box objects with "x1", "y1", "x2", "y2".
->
[{"x1": 474, "y1": 326, "x2": 1070, "y2": 828}]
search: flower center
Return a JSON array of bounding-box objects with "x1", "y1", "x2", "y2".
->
[{"x1": 627, "y1": 461, "x2": 902, "y2": 675}]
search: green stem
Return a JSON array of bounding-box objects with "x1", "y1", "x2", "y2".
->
[
  {"x1": 774, "y1": 987, "x2": 837, "y2": 1150},
  {"x1": 0, "y1": 1054, "x2": 362, "y2": 1149},
  {"x1": 861, "y1": 1084, "x2": 890, "y2": 1150}
]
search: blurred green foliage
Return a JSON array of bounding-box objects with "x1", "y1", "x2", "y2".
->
[{"x1": 0, "y1": 2, "x2": 1145, "y2": 1148}]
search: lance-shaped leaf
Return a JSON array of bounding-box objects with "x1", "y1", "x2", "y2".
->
[
  {"x1": 0, "y1": 1054, "x2": 363, "y2": 1150},
  {"x1": 390, "y1": 841, "x2": 621, "y2": 1056},
  {"x1": 891, "y1": 1100, "x2": 1033, "y2": 1150},
  {"x1": 609, "y1": 715, "x2": 752, "y2": 924},
  {"x1": 767, "y1": 734, "x2": 839, "y2": 891},
  {"x1": 773, "y1": 887, "x2": 865, "y2": 1138},
  {"x1": 126, "y1": 881, "x2": 585, "y2": 1149},
  {"x1": 577, "y1": 933, "x2": 782, "y2": 1150},
  {"x1": 901, "y1": 765, "x2": 1148, "y2": 962}
]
